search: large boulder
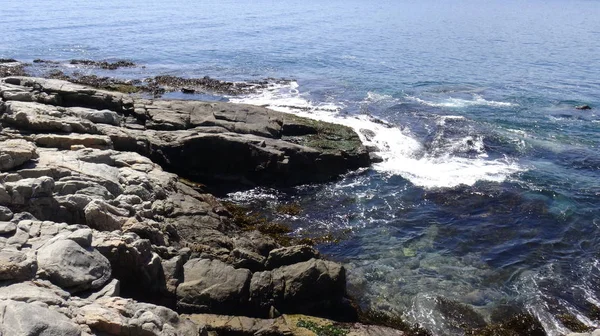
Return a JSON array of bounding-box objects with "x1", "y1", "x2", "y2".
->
[
  {"x1": 249, "y1": 259, "x2": 346, "y2": 316},
  {"x1": 176, "y1": 258, "x2": 251, "y2": 314},
  {"x1": 37, "y1": 239, "x2": 112, "y2": 292}
]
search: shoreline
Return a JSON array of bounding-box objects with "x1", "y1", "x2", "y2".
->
[
  {"x1": 0, "y1": 64, "x2": 415, "y2": 335},
  {"x1": 0, "y1": 59, "x2": 597, "y2": 336}
]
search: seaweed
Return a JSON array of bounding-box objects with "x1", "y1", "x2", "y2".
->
[
  {"x1": 556, "y1": 313, "x2": 592, "y2": 333},
  {"x1": 465, "y1": 313, "x2": 546, "y2": 336},
  {"x1": 357, "y1": 309, "x2": 432, "y2": 336},
  {"x1": 297, "y1": 319, "x2": 349, "y2": 336}
]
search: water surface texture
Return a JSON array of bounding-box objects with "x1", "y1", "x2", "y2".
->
[{"x1": 2, "y1": 0, "x2": 600, "y2": 334}]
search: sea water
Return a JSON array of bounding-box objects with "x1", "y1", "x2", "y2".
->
[{"x1": 2, "y1": 0, "x2": 600, "y2": 334}]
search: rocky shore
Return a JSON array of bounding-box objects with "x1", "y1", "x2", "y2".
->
[{"x1": 0, "y1": 74, "x2": 406, "y2": 335}]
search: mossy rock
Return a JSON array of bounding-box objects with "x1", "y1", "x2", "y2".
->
[
  {"x1": 286, "y1": 314, "x2": 349, "y2": 336},
  {"x1": 282, "y1": 114, "x2": 365, "y2": 155}
]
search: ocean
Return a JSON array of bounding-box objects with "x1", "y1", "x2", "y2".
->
[{"x1": 2, "y1": 0, "x2": 600, "y2": 334}]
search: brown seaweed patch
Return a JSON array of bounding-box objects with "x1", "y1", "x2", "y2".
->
[
  {"x1": 436, "y1": 297, "x2": 487, "y2": 331},
  {"x1": 357, "y1": 309, "x2": 432, "y2": 336},
  {"x1": 465, "y1": 313, "x2": 546, "y2": 336},
  {"x1": 275, "y1": 202, "x2": 302, "y2": 216},
  {"x1": 556, "y1": 313, "x2": 593, "y2": 333}
]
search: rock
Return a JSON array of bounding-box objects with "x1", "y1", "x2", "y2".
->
[
  {"x1": 4, "y1": 176, "x2": 54, "y2": 205},
  {"x1": 0, "y1": 281, "x2": 70, "y2": 305},
  {"x1": 0, "y1": 221, "x2": 17, "y2": 234},
  {"x1": 176, "y1": 258, "x2": 252, "y2": 314},
  {"x1": 249, "y1": 259, "x2": 346, "y2": 316},
  {"x1": 67, "y1": 228, "x2": 93, "y2": 247},
  {"x1": 0, "y1": 299, "x2": 82, "y2": 336},
  {"x1": 37, "y1": 239, "x2": 112, "y2": 292},
  {"x1": 0, "y1": 139, "x2": 38, "y2": 171},
  {"x1": 92, "y1": 231, "x2": 167, "y2": 299},
  {"x1": 575, "y1": 105, "x2": 592, "y2": 110},
  {"x1": 0, "y1": 249, "x2": 37, "y2": 280},
  {"x1": 80, "y1": 296, "x2": 200, "y2": 336},
  {"x1": 0, "y1": 205, "x2": 14, "y2": 220},
  {"x1": 83, "y1": 199, "x2": 126, "y2": 231},
  {"x1": 83, "y1": 278, "x2": 121, "y2": 301},
  {"x1": 185, "y1": 313, "x2": 406, "y2": 336},
  {"x1": 185, "y1": 313, "x2": 289, "y2": 336},
  {"x1": 34, "y1": 133, "x2": 113, "y2": 150},
  {"x1": 265, "y1": 245, "x2": 320, "y2": 270},
  {"x1": 229, "y1": 247, "x2": 266, "y2": 272}
]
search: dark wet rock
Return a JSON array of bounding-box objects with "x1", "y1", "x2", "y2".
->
[
  {"x1": 33, "y1": 59, "x2": 61, "y2": 64},
  {"x1": 0, "y1": 63, "x2": 27, "y2": 77},
  {"x1": 151, "y1": 75, "x2": 264, "y2": 96},
  {"x1": 69, "y1": 59, "x2": 136, "y2": 70},
  {"x1": 0, "y1": 58, "x2": 18, "y2": 64},
  {"x1": 576, "y1": 104, "x2": 592, "y2": 110}
]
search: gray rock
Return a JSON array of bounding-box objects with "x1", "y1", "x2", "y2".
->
[
  {"x1": 6, "y1": 228, "x2": 30, "y2": 247},
  {"x1": 0, "y1": 299, "x2": 81, "y2": 336},
  {"x1": 83, "y1": 278, "x2": 120, "y2": 301},
  {"x1": 0, "y1": 139, "x2": 38, "y2": 171},
  {"x1": 250, "y1": 259, "x2": 346, "y2": 315},
  {"x1": 37, "y1": 239, "x2": 111, "y2": 292},
  {"x1": 0, "y1": 281, "x2": 70, "y2": 305},
  {"x1": 265, "y1": 245, "x2": 320, "y2": 270},
  {"x1": 34, "y1": 133, "x2": 113, "y2": 150},
  {"x1": 229, "y1": 247, "x2": 266, "y2": 272},
  {"x1": 177, "y1": 258, "x2": 251, "y2": 313},
  {"x1": 0, "y1": 221, "x2": 17, "y2": 234},
  {"x1": 0, "y1": 205, "x2": 14, "y2": 220},
  {"x1": 79, "y1": 296, "x2": 199, "y2": 336},
  {"x1": 0, "y1": 249, "x2": 37, "y2": 280},
  {"x1": 83, "y1": 199, "x2": 125, "y2": 231},
  {"x1": 67, "y1": 228, "x2": 93, "y2": 247},
  {"x1": 93, "y1": 231, "x2": 167, "y2": 296},
  {"x1": 4, "y1": 176, "x2": 54, "y2": 205}
]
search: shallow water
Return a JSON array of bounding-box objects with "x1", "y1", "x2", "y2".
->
[{"x1": 2, "y1": 0, "x2": 600, "y2": 334}]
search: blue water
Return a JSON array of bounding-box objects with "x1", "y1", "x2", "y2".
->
[{"x1": 2, "y1": 0, "x2": 600, "y2": 334}]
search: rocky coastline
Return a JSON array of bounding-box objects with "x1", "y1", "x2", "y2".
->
[
  {"x1": 0, "y1": 67, "x2": 411, "y2": 336},
  {"x1": 2, "y1": 60, "x2": 596, "y2": 336}
]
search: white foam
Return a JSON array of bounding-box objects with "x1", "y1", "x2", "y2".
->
[
  {"x1": 230, "y1": 83, "x2": 522, "y2": 189},
  {"x1": 407, "y1": 94, "x2": 517, "y2": 108}
]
